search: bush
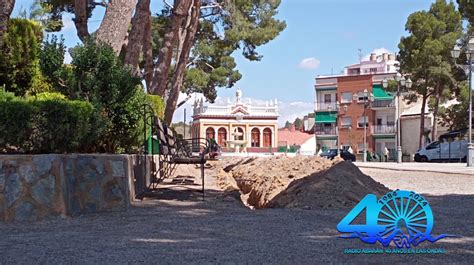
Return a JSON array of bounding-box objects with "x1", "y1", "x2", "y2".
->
[
  {"x1": 61, "y1": 42, "x2": 147, "y2": 153},
  {"x1": 0, "y1": 95, "x2": 99, "y2": 154},
  {"x1": 0, "y1": 19, "x2": 43, "y2": 96}
]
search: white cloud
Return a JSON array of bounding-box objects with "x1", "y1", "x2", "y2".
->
[
  {"x1": 362, "y1": 47, "x2": 394, "y2": 61},
  {"x1": 172, "y1": 92, "x2": 313, "y2": 127},
  {"x1": 298, "y1": 57, "x2": 320, "y2": 70}
]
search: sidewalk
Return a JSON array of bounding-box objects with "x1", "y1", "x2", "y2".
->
[{"x1": 354, "y1": 162, "x2": 474, "y2": 175}]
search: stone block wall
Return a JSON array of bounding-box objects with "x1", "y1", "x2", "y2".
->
[{"x1": 0, "y1": 154, "x2": 142, "y2": 222}]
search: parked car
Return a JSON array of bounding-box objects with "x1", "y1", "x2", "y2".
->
[
  {"x1": 414, "y1": 130, "x2": 468, "y2": 162},
  {"x1": 320, "y1": 149, "x2": 356, "y2": 161}
]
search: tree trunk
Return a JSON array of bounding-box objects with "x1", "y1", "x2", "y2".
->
[
  {"x1": 431, "y1": 85, "x2": 441, "y2": 141},
  {"x1": 150, "y1": 0, "x2": 191, "y2": 97},
  {"x1": 419, "y1": 93, "x2": 428, "y2": 148},
  {"x1": 142, "y1": 10, "x2": 153, "y2": 91},
  {"x1": 124, "y1": 0, "x2": 150, "y2": 75},
  {"x1": 164, "y1": 0, "x2": 201, "y2": 124},
  {"x1": 95, "y1": 0, "x2": 136, "y2": 54},
  {"x1": 0, "y1": 0, "x2": 15, "y2": 47},
  {"x1": 73, "y1": 0, "x2": 90, "y2": 42}
]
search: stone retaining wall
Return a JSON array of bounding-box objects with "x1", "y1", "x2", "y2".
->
[{"x1": 0, "y1": 154, "x2": 155, "y2": 222}]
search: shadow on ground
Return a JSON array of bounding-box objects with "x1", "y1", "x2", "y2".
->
[{"x1": 0, "y1": 185, "x2": 472, "y2": 263}]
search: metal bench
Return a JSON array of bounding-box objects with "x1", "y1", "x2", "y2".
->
[{"x1": 151, "y1": 118, "x2": 211, "y2": 200}]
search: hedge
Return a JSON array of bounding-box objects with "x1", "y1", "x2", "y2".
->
[{"x1": 0, "y1": 97, "x2": 98, "y2": 153}]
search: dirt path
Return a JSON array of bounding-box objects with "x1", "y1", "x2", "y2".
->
[{"x1": 0, "y1": 164, "x2": 473, "y2": 263}]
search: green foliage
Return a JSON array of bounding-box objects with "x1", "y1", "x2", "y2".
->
[
  {"x1": 293, "y1": 117, "x2": 303, "y2": 130},
  {"x1": 0, "y1": 95, "x2": 99, "y2": 154},
  {"x1": 151, "y1": 0, "x2": 285, "y2": 103},
  {"x1": 0, "y1": 87, "x2": 17, "y2": 102},
  {"x1": 146, "y1": 94, "x2": 165, "y2": 118},
  {"x1": 29, "y1": 91, "x2": 67, "y2": 100},
  {"x1": 398, "y1": 1, "x2": 462, "y2": 106},
  {"x1": 438, "y1": 82, "x2": 472, "y2": 130},
  {"x1": 63, "y1": 42, "x2": 145, "y2": 153},
  {"x1": 18, "y1": 0, "x2": 63, "y2": 31},
  {"x1": 457, "y1": 0, "x2": 474, "y2": 25},
  {"x1": 40, "y1": 34, "x2": 66, "y2": 90},
  {"x1": 0, "y1": 18, "x2": 43, "y2": 96}
]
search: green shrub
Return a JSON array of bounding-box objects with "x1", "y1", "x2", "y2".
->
[
  {"x1": 0, "y1": 19, "x2": 43, "y2": 96},
  {"x1": 62, "y1": 42, "x2": 146, "y2": 153},
  {"x1": 146, "y1": 94, "x2": 165, "y2": 118},
  {"x1": 0, "y1": 87, "x2": 17, "y2": 102},
  {"x1": 29, "y1": 91, "x2": 66, "y2": 101},
  {"x1": 0, "y1": 97, "x2": 99, "y2": 153}
]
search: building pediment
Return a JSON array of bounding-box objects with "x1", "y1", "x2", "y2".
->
[{"x1": 230, "y1": 105, "x2": 249, "y2": 115}]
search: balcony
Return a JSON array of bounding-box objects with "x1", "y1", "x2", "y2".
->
[
  {"x1": 315, "y1": 101, "x2": 337, "y2": 112},
  {"x1": 373, "y1": 124, "x2": 396, "y2": 134},
  {"x1": 372, "y1": 99, "x2": 395, "y2": 108},
  {"x1": 315, "y1": 125, "x2": 337, "y2": 135}
]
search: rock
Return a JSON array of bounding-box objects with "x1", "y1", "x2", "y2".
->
[
  {"x1": 89, "y1": 186, "x2": 102, "y2": 202},
  {"x1": 0, "y1": 172, "x2": 5, "y2": 192},
  {"x1": 110, "y1": 160, "x2": 125, "y2": 177},
  {"x1": 32, "y1": 175, "x2": 56, "y2": 205},
  {"x1": 33, "y1": 155, "x2": 55, "y2": 175},
  {"x1": 19, "y1": 165, "x2": 37, "y2": 184},
  {"x1": 92, "y1": 159, "x2": 105, "y2": 175},
  {"x1": 14, "y1": 202, "x2": 36, "y2": 222},
  {"x1": 4, "y1": 173, "x2": 23, "y2": 207}
]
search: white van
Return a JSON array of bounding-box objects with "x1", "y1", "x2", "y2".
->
[{"x1": 415, "y1": 131, "x2": 468, "y2": 162}]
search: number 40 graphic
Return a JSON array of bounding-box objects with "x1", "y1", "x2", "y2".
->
[{"x1": 337, "y1": 194, "x2": 385, "y2": 235}]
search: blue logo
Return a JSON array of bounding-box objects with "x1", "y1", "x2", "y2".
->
[{"x1": 337, "y1": 190, "x2": 455, "y2": 248}]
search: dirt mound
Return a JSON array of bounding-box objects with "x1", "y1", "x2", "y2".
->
[
  {"x1": 267, "y1": 161, "x2": 390, "y2": 209},
  {"x1": 219, "y1": 156, "x2": 343, "y2": 208}
]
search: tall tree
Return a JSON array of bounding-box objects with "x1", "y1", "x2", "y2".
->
[
  {"x1": 398, "y1": 0, "x2": 462, "y2": 147},
  {"x1": 457, "y1": 0, "x2": 474, "y2": 27},
  {"x1": 0, "y1": 0, "x2": 15, "y2": 46},
  {"x1": 95, "y1": 0, "x2": 136, "y2": 54},
  {"x1": 164, "y1": 0, "x2": 201, "y2": 124},
  {"x1": 151, "y1": 0, "x2": 286, "y2": 123}
]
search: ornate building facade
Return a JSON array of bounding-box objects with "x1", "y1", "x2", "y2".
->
[{"x1": 191, "y1": 90, "x2": 279, "y2": 152}]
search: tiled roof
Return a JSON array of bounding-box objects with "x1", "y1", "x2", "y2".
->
[{"x1": 278, "y1": 127, "x2": 313, "y2": 146}]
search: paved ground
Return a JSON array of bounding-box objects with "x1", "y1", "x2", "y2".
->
[
  {"x1": 355, "y1": 162, "x2": 474, "y2": 175},
  {"x1": 1, "y1": 166, "x2": 473, "y2": 264}
]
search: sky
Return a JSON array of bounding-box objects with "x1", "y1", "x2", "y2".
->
[{"x1": 12, "y1": 0, "x2": 436, "y2": 125}]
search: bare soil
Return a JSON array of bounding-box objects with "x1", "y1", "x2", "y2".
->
[{"x1": 1, "y1": 159, "x2": 473, "y2": 263}]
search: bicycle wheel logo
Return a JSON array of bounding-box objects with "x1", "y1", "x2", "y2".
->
[{"x1": 337, "y1": 190, "x2": 455, "y2": 248}]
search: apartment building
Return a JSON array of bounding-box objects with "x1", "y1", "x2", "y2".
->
[{"x1": 314, "y1": 52, "x2": 399, "y2": 157}]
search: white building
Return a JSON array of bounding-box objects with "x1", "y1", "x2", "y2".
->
[{"x1": 191, "y1": 89, "x2": 279, "y2": 152}]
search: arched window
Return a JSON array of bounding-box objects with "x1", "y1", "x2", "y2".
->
[
  {"x1": 251, "y1": 128, "x2": 260, "y2": 147},
  {"x1": 206, "y1": 127, "x2": 215, "y2": 140},
  {"x1": 234, "y1": 127, "x2": 244, "y2": 140},
  {"x1": 263, "y1": 128, "x2": 272, "y2": 147},
  {"x1": 218, "y1": 127, "x2": 227, "y2": 146}
]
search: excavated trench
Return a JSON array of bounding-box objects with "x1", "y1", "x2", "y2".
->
[{"x1": 214, "y1": 156, "x2": 390, "y2": 209}]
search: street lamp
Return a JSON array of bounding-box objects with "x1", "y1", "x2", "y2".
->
[
  {"x1": 451, "y1": 36, "x2": 474, "y2": 167},
  {"x1": 335, "y1": 102, "x2": 348, "y2": 156},
  {"x1": 353, "y1": 89, "x2": 374, "y2": 162},
  {"x1": 383, "y1": 74, "x2": 412, "y2": 164}
]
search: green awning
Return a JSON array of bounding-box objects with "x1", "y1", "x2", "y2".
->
[
  {"x1": 373, "y1": 135, "x2": 396, "y2": 139},
  {"x1": 315, "y1": 111, "x2": 337, "y2": 123},
  {"x1": 315, "y1": 87, "x2": 337, "y2": 91},
  {"x1": 373, "y1": 84, "x2": 394, "y2": 100}
]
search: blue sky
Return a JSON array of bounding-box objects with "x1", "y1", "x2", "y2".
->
[{"x1": 12, "y1": 0, "x2": 435, "y2": 124}]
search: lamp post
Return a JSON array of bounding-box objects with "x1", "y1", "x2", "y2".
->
[
  {"x1": 451, "y1": 37, "x2": 474, "y2": 167},
  {"x1": 383, "y1": 73, "x2": 412, "y2": 163},
  {"x1": 335, "y1": 102, "x2": 348, "y2": 156},
  {"x1": 354, "y1": 89, "x2": 374, "y2": 162}
]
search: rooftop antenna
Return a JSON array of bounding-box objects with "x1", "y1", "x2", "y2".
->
[{"x1": 358, "y1": 48, "x2": 362, "y2": 63}]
